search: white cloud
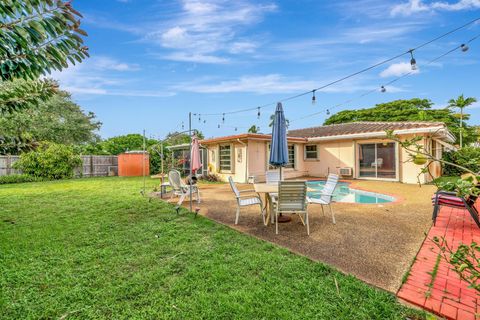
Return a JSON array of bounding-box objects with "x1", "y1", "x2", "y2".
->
[
  {"x1": 145, "y1": 0, "x2": 277, "y2": 63},
  {"x1": 48, "y1": 56, "x2": 174, "y2": 98},
  {"x1": 391, "y1": 0, "x2": 480, "y2": 16},
  {"x1": 174, "y1": 74, "x2": 404, "y2": 94},
  {"x1": 380, "y1": 62, "x2": 419, "y2": 77}
]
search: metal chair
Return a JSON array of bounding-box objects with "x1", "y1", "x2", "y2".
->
[
  {"x1": 307, "y1": 173, "x2": 338, "y2": 224},
  {"x1": 272, "y1": 180, "x2": 309, "y2": 235},
  {"x1": 228, "y1": 176, "x2": 264, "y2": 225},
  {"x1": 168, "y1": 169, "x2": 200, "y2": 207},
  {"x1": 266, "y1": 170, "x2": 280, "y2": 184},
  {"x1": 432, "y1": 190, "x2": 480, "y2": 228}
]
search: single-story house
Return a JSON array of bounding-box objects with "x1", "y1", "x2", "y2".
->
[{"x1": 194, "y1": 121, "x2": 456, "y2": 184}]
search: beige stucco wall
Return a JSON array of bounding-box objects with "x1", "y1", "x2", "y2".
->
[
  {"x1": 302, "y1": 141, "x2": 356, "y2": 178},
  {"x1": 206, "y1": 142, "x2": 248, "y2": 183},
  {"x1": 204, "y1": 133, "x2": 440, "y2": 184}
]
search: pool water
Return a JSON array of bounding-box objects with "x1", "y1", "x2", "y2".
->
[{"x1": 307, "y1": 181, "x2": 395, "y2": 204}]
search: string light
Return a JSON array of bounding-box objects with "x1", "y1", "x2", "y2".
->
[
  {"x1": 409, "y1": 49, "x2": 417, "y2": 70},
  {"x1": 257, "y1": 107, "x2": 261, "y2": 119},
  {"x1": 381, "y1": 85, "x2": 386, "y2": 93},
  {"x1": 235, "y1": 127, "x2": 238, "y2": 131},
  {"x1": 198, "y1": 114, "x2": 201, "y2": 122},
  {"x1": 461, "y1": 43, "x2": 469, "y2": 52},
  {"x1": 203, "y1": 120, "x2": 206, "y2": 124},
  {"x1": 218, "y1": 124, "x2": 220, "y2": 128},
  {"x1": 326, "y1": 109, "x2": 330, "y2": 115},
  {"x1": 181, "y1": 122, "x2": 184, "y2": 130},
  {"x1": 311, "y1": 90, "x2": 316, "y2": 105},
  {"x1": 182, "y1": 18, "x2": 479, "y2": 120}
]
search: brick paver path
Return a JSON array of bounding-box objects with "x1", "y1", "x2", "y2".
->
[{"x1": 397, "y1": 206, "x2": 480, "y2": 320}]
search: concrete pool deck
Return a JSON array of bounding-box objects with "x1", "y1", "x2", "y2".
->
[{"x1": 172, "y1": 179, "x2": 436, "y2": 293}]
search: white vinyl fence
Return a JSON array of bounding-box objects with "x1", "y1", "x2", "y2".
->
[{"x1": 0, "y1": 155, "x2": 118, "y2": 177}]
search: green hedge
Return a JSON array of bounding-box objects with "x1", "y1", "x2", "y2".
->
[
  {"x1": 13, "y1": 142, "x2": 82, "y2": 180},
  {"x1": 0, "y1": 174, "x2": 46, "y2": 185},
  {"x1": 442, "y1": 146, "x2": 480, "y2": 176}
]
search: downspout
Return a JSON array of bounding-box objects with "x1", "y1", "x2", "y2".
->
[{"x1": 237, "y1": 139, "x2": 248, "y2": 183}]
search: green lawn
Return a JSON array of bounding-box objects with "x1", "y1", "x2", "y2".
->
[{"x1": 0, "y1": 177, "x2": 425, "y2": 319}]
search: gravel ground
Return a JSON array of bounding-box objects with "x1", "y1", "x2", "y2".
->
[{"x1": 176, "y1": 179, "x2": 435, "y2": 293}]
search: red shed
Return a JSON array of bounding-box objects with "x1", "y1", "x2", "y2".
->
[{"x1": 118, "y1": 151, "x2": 150, "y2": 177}]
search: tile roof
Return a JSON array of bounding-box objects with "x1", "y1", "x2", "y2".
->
[
  {"x1": 287, "y1": 121, "x2": 446, "y2": 138},
  {"x1": 200, "y1": 133, "x2": 306, "y2": 144}
]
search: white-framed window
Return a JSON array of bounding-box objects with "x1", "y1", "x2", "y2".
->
[
  {"x1": 219, "y1": 144, "x2": 232, "y2": 172},
  {"x1": 286, "y1": 145, "x2": 295, "y2": 168},
  {"x1": 304, "y1": 145, "x2": 318, "y2": 160},
  {"x1": 267, "y1": 143, "x2": 295, "y2": 169}
]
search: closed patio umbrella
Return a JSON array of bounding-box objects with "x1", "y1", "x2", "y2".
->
[
  {"x1": 189, "y1": 135, "x2": 202, "y2": 211},
  {"x1": 269, "y1": 102, "x2": 289, "y2": 180},
  {"x1": 190, "y1": 135, "x2": 202, "y2": 174}
]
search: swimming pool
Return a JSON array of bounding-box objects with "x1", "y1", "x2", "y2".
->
[{"x1": 307, "y1": 181, "x2": 395, "y2": 204}]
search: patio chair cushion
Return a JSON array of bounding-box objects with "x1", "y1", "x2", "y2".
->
[
  {"x1": 431, "y1": 194, "x2": 465, "y2": 208},
  {"x1": 239, "y1": 197, "x2": 261, "y2": 206}
]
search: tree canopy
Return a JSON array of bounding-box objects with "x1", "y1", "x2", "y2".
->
[
  {"x1": 0, "y1": 82, "x2": 101, "y2": 147},
  {"x1": 324, "y1": 98, "x2": 478, "y2": 144}
]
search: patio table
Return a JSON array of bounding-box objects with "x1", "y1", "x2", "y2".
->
[{"x1": 254, "y1": 183, "x2": 315, "y2": 225}]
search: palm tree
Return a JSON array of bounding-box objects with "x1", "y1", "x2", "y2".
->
[
  {"x1": 268, "y1": 114, "x2": 290, "y2": 127},
  {"x1": 247, "y1": 125, "x2": 259, "y2": 133},
  {"x1": 447, "y1": 94, "x2": 477, "y2": 148}
]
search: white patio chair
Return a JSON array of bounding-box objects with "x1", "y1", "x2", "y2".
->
[
  {"x1": 228, "y1": 176, "x2": 264, "y2": 225},
  {"x1": 266, "y1": 170, "x2": 280, "y2": 184},
  {"x1": 168, "y1": 169, "x2": 200, "y2": 207},
  {"x1": 307, "y1": 173, "x2": 338, "y2": 224},
  {"x1": 272, "y1": 180, "x2": 309, "y2": 235},
  {"x1": 371, "y1": 158, "x2": 383, "y2": 168}
]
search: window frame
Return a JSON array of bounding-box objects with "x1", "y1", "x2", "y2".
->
[
  {"x1": 219, "y1": 144, "x2": 233, "y2": 173},
  {"x1": 304, "y1": 144, "x2": 318, "y2": 160}
]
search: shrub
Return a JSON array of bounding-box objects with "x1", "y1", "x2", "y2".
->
[
  {"x1": 13, "y1": 142, "x2": 82, "y2": 180},
  {"x1": 199, "y1": 173, "x2": 223, "y2": 183},
  {"x1": 442, "y1": 146, "x2": 480, "y2": 176},
  {"x1": 0, "y1": 174, "x2": 46, "y2": 185}
]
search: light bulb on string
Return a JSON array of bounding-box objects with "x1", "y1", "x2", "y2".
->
[
  {"x1": 222, "y1": 113, "x2": 225, "y2": 124},
  {"x1": 235, "y1": 127, "x2": 238, "y2": 132},
  {"x1": 198, "y1": 114, "x2": 201, "y2": 122},
  {"x1": 311, "y1": 90, "x2": 316, "y2": 105},
  {"x1": 326, "y1": 109, "x2": 330, "y2": 115},
  {"x1": 409, "y1": 49, "x2": 417, "y2": 70},
  {"x1": 381, "y1": 86, "x2": 386, "y2": 93},
  {"x1": 257, "y1": 107, "x2": 260, "y2": 119},
  {"x1": 461, "y1": 44, "x2": 469, "y2": 52},
  {"x1": 181, "y1": 122, "x2": 185, "y2": 130},
  {"x1": 218, "y1": 124, "x2": 220, "y2": 129},
  {"x1": 203, "y1": 120, "x2": 206, "y2": 124}
]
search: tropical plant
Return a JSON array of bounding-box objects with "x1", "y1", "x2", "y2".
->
[
  {"x1": 442, "y1": 147, "x2": 480, "y2": 176},
  {"x1": 99, "y1": 134, "x2": 157, "y2": 155},
  {"x1": 446, "y1": 95, "x2": 477, "y2": 148},
  {"x1": 0, "y1": 0, "x2": 89, "y2": 81},
  {"x1": 13, "y1": 142, "x2": 82, "y2": 179},
  {"x1": 432, "y1": 237, "x2": 480, "y2": 292}
]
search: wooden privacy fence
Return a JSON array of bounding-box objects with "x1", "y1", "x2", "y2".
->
[{"x1": 0, "y1": 155, "x2": 118, "y2": 177}]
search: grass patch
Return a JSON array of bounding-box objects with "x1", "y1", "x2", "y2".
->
[{"x1": 0, "y1": 177, "x2": 426, "y2": 319}]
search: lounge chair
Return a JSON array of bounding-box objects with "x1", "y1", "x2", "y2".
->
[
  {"x1": 272, "y1": 180, "x2": 309, "y2": 235},
  {"x1": 307, "y1": 173, "x2": 338, "y2": 224},
  {"x1": 228, "y1": 176, "x2": 264, "y2": 225},
  {"x1": 432, "y1": 190, "x2": 480, "y2": 228},
  {"x1": 168, "y1": 169, "x2": 200, "y2": 207}
]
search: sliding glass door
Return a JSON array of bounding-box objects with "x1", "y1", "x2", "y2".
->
[{"x1": 358, "y1": 142, "x2": 397, "y2": 179}]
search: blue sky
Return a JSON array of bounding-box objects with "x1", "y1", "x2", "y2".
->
[{"x1": 54, "y1": 0, "x2": 480, "y2": 139}]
